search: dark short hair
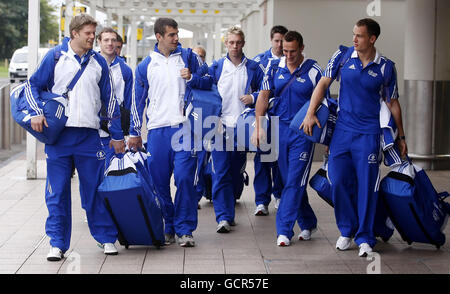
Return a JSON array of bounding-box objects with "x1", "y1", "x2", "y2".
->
[
  {"x1": 116, "y1": 34, "x2": 123, "y2": 44},
  {"x1": 97, "y1": 27, "x2": 117, "y2": 41},
  {"x1": 283, "y1": 31, "x2": 304, "y2": 47},
  {"x1": 270, "y1": 25, "x2": 288, "y2": 39},
  {"x1": 154, "y1": 18, "x2": 178, "y2": 36},
  {"x1": 356, "y1": 18, "x2": 381, "y2": 39}
]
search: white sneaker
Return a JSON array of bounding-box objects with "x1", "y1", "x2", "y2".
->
[
  {"x1": 277, "y1": 235, "x2": 290, "y2": 246},
  {"x1": 99, "y1": 243, "x2": 118, "y2": 255},
  {"x1": 298, "y1": 229, "x2": 313, "y2": 241},
  {"x1": 216, "y1": 220, "x2": 231, "y2": 233},
  {"x1": 254, "y1": 204, "x2": 269, "y2": 216},
  {"x1": 274, "y1": 198, "x2": 281, "y2": 209},
  {"x1": 47, "y1": 247, "x2": 63, "y2": 262},
  {"x1": 178, "y1": 235, "x2": 195, "y2": 247},
  {"x1": 336, "y1": 236, "x2": 352, "y2": 251},
  {"x1": 358, "y1": 243, "x2": 373, "y2": 257}
]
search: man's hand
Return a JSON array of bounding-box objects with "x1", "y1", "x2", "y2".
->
[
  {"x1": 127, "y1": 136, "x2": 143, "y2": 152},
  {"x1": 109, "y1": 139, "x2": 126, "y2": 154},
  {"x1": 299, "y1": 113, "x2": 321, "y2": 137},
  {"x1": 397, "y1": 137, "x2": 408, "y2": 158},
  {"x1": 31, "y1": 116, "x2": 48, "y2": 133},
  {"x1": 180, "y1": 68, "x2": 192, "y2": 80},
  {"x1": 251, "y1": 126, "x2": 266, "y2": 148},
  {"x1": 239, "y1": 95, "x2": 254, "y2": 105}
]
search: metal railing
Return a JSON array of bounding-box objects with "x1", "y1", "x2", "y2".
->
[{"x1": 0, "y1": 83, "x2": 25, "y2": 150}]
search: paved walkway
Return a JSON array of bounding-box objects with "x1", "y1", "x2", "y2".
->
[{"x1": 0, "y1": 144, "x2": 449, "y2": 274}]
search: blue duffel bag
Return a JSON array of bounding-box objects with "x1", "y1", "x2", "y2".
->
[
  {"x1": 98, "y1": 151, "x2": 165, "y2": 249},
  {"x1": 185, "y1": 84, "x2": 222, "y2": 142},
  {"x1": 10, "y1": 83, "x2": 68, "y2": 145},
  {"x1": 380, "y1": 160, "x2": 450, "y2": 249},
  {"x1": 310, "y1": 155, "x2": 395, "y2": 242},
  {"x1": 290, "y1": 97, "x2": 337, "y2": 145}
]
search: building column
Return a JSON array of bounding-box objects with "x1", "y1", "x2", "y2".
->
[
  {"x1": 64, "y1": 0, "x2": 73, "y2": 38},
  {"x1": 403, "y1": 0, "x2": 450, "y2": 170},
  {"x1": 89, "y1": 1, "x2": 96, "y2": 19},
  {"x1": 118, "y1": 12, "x2": 124, "y2": 39},
  {"x1": 206, "y1": 30, "x2": 214, "y2": 65},
  {"x1": 129, "y1": 16, "x2": 138, "y2": 71},
  {"x1": 26, "y1": 0, "x2": 40, "y2": 179},
  {"x1": 214, "y1": 20, "x2": 222, "y2": 60}
]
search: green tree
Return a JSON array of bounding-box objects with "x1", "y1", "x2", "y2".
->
[{"x1": 0, "y1": 0, "x2": 59, "y2": 60}]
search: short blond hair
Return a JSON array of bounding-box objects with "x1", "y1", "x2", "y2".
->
[
  {"x1": 69, "y1": 14, "x2": 98, "y2": 39},
  {"x1": 225, "y1": 26, "x2": 245, "y2": 42}
]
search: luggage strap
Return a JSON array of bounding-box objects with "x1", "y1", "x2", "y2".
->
[{"x1": 62, "y1": 53, "x2": 92, "y2": 99}]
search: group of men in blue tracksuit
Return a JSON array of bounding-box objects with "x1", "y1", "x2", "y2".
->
[{"x1": 26, "y1": 13, "x2": 407, "y2": 261}]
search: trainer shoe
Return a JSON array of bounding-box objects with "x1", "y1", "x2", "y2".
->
[
  {"x1": 47, "y1": 247, "x2": 63, "y2": 262},
  {"x1": 164, "y1": 234, "x2": 175, "y2": 245},
  {"x1": 358, "y1": 243, "x2": 373, "y2": 257},
  {"x1": 298, "y1": 229, "x2": 315, "y2": 241},
  {"x1": 274, "y1": 198, "x2": 281, "y2": 209},
  {"x1": 336, "y1": 236, "x2": 352, "y2": 251},
  {"x1": 216, "y1": 220, "x2": 231, "y2": 233},
  {"x1": 98, "y1": 243, "x2": 118, "y2": 255},
  {"x1": 254, "y1": 204, "x2": 269, "y2": 216},
  {"x1": 276, "y1": 235, "x2": 290, "y2": 247},
  {"x1": 178, "y1": 235, "x2": 195, "y2": 247}
]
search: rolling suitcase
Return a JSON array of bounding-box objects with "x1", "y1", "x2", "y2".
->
[
  {"x1": 310, "y1": 156, "x2": 395, "y2": 242},
  {"x1": 380, "y1": 160, "x2": 450, "y2": 248},
  {"x1": 98, "y1": 152, "x2": 165, "y2": 249}
]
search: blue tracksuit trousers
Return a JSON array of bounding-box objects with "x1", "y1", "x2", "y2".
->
[
  {"x1": 276, "y1": 122, "x2": 317, "y2": 239},
  {"x1": 211, "y1": 130, "x2": 247, "y2": 224},
  {"x1": 146, "y1": 125, "x2": 198, "y2": 237},
  {"x1": 44, "y1": 127, "x2": 117, "y2": 252},
  {"x1": 253, "y1": 153, "x2": 283, "y2": 206},
  {"x1": 328, "y1": 128, "x2": 381, "y2": 248}
]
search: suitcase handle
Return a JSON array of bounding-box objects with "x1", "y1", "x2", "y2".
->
[{"x1": 103, "y1": 197, "x2": 129, "y2": 249}]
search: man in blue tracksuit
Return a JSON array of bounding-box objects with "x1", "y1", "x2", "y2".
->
[
  {"x1": 252, "y1": 25, "x2": 287, "y2": 216},
  {"x1": 97, "y1": 27, "x2": 133, "y2": 165},
  {"x1": 128, "y1": 18, "x2": 212, "y2": 247},
  {"x1": 207, "y1": 26, "x2": 264, "y2": 233},
  {"x1": 27, "y1": 14, "x2": 125, "y2": 261},
  {"x1": 301, "y1": 18, "x2": 407, "y2": 257},
  {"x1": 253, "y1": 31, "x2": 320, "y2": 246}
]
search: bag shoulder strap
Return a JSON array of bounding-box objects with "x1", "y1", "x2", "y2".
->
[
  {"x1": 63, "y1": 52, "x2": 92, "y2": 98},
  {"x1": 336, "y1": 45, "x2": 353, "y2": 81},
  {"x1": 279, "y1": 59, "x2": 316, "y2": 96}
]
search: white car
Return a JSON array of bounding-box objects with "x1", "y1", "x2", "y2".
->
[{"x1": 9, "y1": 47, "x2": 50, "y2": 84}]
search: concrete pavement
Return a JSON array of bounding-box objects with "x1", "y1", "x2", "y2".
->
[{"x1": 0, "y1": 146, "x2": 449, "y2": 275}]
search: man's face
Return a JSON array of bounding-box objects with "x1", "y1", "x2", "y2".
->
[
  {"x1": 157, "y1": 26, "x2": 179, "y2": 52},
  {"x1": 225, "y1": 33, "x2": 245, "y2": 59},
  {"x1": 271, "y1": 33, "x2": 284, "y2": 56},
  {"x1": 283, "y1": 40, "x2": 304, "y2": 66},
  {"x1": 115, "y1": 42, "x2": 123, "y2": 56},
  {"x1": 193, "y1": 48, "x2": 206, "y2": 62},
  {"x1": 352, "y1": 25, "x2": 376, "y2": 52},
  {"x1": 99, "y1": 32, "x2": 117, "y2": 56},
  {"x1": 72, "y1": 24, "x2": 96, "y2": 52}
]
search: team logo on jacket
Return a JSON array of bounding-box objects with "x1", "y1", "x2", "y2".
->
[
  {"x1": 348, "y1": 64, "x2": 356, "y2": 70},
  {"x1": 296, "y1": 77, "x2": 306, "y2": 83},
  {"x1": 368, "y1": 70, "x2": 378, "y2": 78},
  {"x1": 299, "y1": 152, "x2": 309, "y2": 161},
  {"x1": 278, "y1": 74, "x2": 285, "y2": 79},
  {"x1": 96, "y1": 150, "x2": 106, "y2": 160},
  {"x1": 368, "y1": 153, "x2": 378, "y2": 164}
]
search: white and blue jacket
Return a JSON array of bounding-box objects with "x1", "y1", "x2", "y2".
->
[
  {"x1": 253, "y1": 48, "x2": 281, "y2": 74},
  {"x1": 99, "y1": 55, "x2": 133, "y2": 138},
  {"x1": 130, "y1": 43, "x2": 212, "y2": 136},
  {"x1": 208, "y1": 54, "x2": 264, "y2": 127},
  {"x1": 25, "y1": 37, "x2": 123, "y2": 140}
]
